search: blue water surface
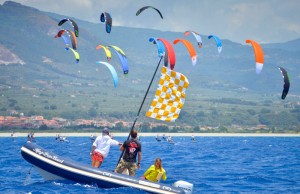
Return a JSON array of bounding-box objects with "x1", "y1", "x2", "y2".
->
[{"x1": 1, "y1": 136, "x2": 300, "y2": 193}]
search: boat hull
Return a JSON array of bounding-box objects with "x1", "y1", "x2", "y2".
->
[{"x1": 21, "y1": 142, "x2": 185, "y2": 194}]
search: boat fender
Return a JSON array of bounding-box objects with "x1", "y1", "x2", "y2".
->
[{"x1": 173, "y1": 180, "x2": 193, "y2": 194}]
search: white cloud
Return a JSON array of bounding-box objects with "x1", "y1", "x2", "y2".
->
[{"x1": 1, "y1": 0, "x2": 299, "y2": 43}]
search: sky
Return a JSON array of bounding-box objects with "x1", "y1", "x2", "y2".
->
[{"x1": 1, "y1": 0, "x2": 300, "y2": 44}]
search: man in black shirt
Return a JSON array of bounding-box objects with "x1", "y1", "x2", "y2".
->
[{"x1": 115, "y1": 129, "x2": 142, "y2": 176}]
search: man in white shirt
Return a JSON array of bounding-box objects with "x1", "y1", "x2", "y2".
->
[{"x1": 90, "y1": 128, "x2": 122, "y2": 168}]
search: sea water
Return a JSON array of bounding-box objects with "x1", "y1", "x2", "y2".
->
[{"x1": 1, "y1": 136, "x2": 300, "y2": 193}]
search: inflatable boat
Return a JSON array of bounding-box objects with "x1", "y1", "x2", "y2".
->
[{"x1": 21, "y1": 142, "x2": 193, "y2": 194}]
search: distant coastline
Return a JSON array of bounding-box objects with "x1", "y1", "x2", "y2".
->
[{"x1": 2, "y1": 132, "x2": 300, "y2": 137}]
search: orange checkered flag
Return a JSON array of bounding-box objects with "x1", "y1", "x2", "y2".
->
[{"x1": 146, "y1": 66, "x2": 189, "y2": 122}]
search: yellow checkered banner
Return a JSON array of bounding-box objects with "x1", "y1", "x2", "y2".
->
[{"x1": 146, "y1": 66, "x2": 189, "y2": 122}]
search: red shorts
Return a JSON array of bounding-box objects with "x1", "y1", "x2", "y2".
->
[{"x1": 92, "y1": 152, "x2": 104, "y2": 162}]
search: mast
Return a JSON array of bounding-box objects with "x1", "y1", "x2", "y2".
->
[{"x1": 116, "y1": 56, "x2": 163, "y2": 166}]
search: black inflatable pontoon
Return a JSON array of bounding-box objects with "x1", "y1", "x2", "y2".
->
[{"x1": 21, "y1": 142, "x2": 192, "y2": 194}]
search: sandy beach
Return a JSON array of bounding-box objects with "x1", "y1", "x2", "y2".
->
[{"x1": 2, "y1": 132, "x2": 300, "y2": 137}]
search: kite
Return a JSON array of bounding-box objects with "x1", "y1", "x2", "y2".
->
[
  {"x1": 100, "y1": 12, "x2": 112, "y2": 33},
  {"x1": 173, "y1": 38, "x2": 197, "y2": 66},
  {"x1": 54, "y1": 30, "x2": 77, "y2": 50},
  {"x1": 68, "y1": 48, "x2": 80, "y2": 63},
  {"x1": 96, "y1": 45, "x2": 112, "y2": 61},
  {"x1": 278, "y1": 66, "x2": 290, "y2": 100},
  {"x1": 149, "y1": 37, "x2": 165, "y2": 58},
  {"x1": 184, "y1": 31, "x2": 202, "y2": 48},
  {"x1": 245, "y1": 39, "x2": 264, "y2": 74},
  {"x1": 157, "y1": 38, "x2": 176, "y2": 70},
  {"x1": 54, "y1": 30, "x2": 71, "y2": 50},
  {"x1": 208, "y1": 35, "x2": 222, "y2": 54},
  {"x1": 136, "y1": 6, "x2": 163, "y2": 19},
  {"x1": 58, "y1": 18, "x2": 79, "y2": 37},
  {"x1": 108, "y1": 45, "x2": 129, "y2": 74},
  {"x1": 96, "y1": 61, "x2": 118, "y2": 88}
]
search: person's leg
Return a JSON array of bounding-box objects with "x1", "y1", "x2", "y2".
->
[
  {"x1": 128, "y1": 162, "x2": 137, "y2": 176},
  {"x1": 93, "y1": 161, "x2": 102, "y2": 168},
  {"x1": 115, "y1": 159, "x2": 126, "y2": 173},
  {"x1": 92, "y1": 152, "x2": 104, "y2": 168}
]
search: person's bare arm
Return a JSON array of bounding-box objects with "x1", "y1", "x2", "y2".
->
[
  {"x1": 137, "y1": 151, "x2": 142, "y2": 169},
  {"x1": 90, "y1": 145, "x2": 96, "y2": 155}
]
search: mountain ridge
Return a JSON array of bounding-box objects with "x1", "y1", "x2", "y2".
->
[
  {"x1": 0, "y1": 1, "x2": 300, "y2": 130},
  {"x1": 1, "y1": 1, "x2": 299, "y2": 93}
]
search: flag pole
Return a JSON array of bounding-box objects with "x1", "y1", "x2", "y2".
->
[{"x1": 116, "y1": 56, "x2": 163, "y2": 167}]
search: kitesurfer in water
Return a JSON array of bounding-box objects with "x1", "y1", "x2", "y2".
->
[
  {"x1": 27, "y1": 133, "x2": 31, "y2": 142},
  {"x1": 167, "y1": 136, "x2": 173, "y2": 142},
  {"x1": 155, "y1": 134, "x2": 161, "y2": 141},
  {"x1": 141, "y1": 158, "x2": 167, "y2": 182},
  {"x1": 11, "y1": 131, "x2": 14, "y2": 138},
  {"x1": 90, "y1": 128, "x2": 122, "y2": 168},
  {"x1": 191, "y1": 135, "x2": 195, "y2": 141},
  {"x1": 27, "y1": 131, "x2": 35, "y2": 142},
  {"x1": 115, "y1": 129, "x2": 142, "y2": 176}
]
